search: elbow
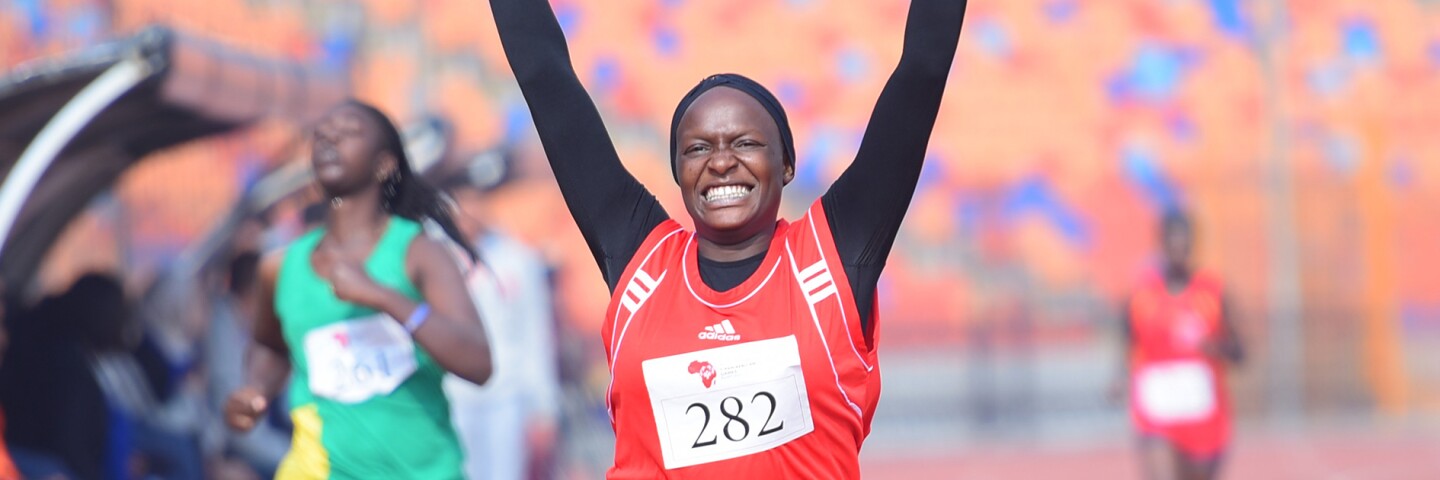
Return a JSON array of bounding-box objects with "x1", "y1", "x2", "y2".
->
[
  {"x1": 476, "y1": 357, "x2": 494, "y2": 385},
  {"x1": 510, "y1": 64, "x2": 555, "y2": 89},
  {"x1": 465, "y1": 368, "x2": 494, "y2": 387},
  {"x1": 459, "y1": 351, "x2": 494, "y2": 386}
]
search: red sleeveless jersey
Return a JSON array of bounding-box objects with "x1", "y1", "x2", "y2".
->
[
  {"x1": 1127, "y1": 271, "x2": 1231, "y2": 457},
  {"x1": 601, "y1": 200, "x2": 880, "y2": 479}
]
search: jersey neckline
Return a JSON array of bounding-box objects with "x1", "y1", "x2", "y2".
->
[{"x1": 680, "y1": 219, "x2": 790, "y2": 308}]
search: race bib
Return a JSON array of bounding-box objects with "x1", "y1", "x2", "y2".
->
[
  {"x1": 642, "y1": 335, "x2": 814, "y2": 470},
  {"x1": 304, "y1": 315, "x2": 418, "y2": 404},
  {"x1": 1136, "y1": 360, "x2": 1216, "y2": 425}
]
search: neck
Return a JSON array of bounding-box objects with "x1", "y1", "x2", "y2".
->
[
  {"x1": 1164, "y1": 264, "x2": 1192, "y2": 290},
  {"x1": 697, "y1": 223, "x2": 776, "y2": 262},
  {"x1": 325, "y1": 188, "x2": 389, "y2": 246}
]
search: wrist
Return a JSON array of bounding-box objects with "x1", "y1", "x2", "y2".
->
[
  {"x1": 402, "y1": 303, "x2": 432, "y2": 334},
  {"x1": 238, "y1": 382, "x2": 272, "y2": 400}
]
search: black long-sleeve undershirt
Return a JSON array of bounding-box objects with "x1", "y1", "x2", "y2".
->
[{"x1": 489, "y1": 0, "x2": 966, "y2": 336}]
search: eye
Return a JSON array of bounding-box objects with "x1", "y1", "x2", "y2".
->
[
  {"x1": 736, "y1": 139, "x2": 764, "y2": 149},
  {"x1": 685, "y1": 144, "x2": 711, "y2": 155}
]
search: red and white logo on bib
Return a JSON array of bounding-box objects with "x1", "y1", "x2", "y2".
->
[{"x1": 688, "y1": 361, "x2": 717, "y2": 388}]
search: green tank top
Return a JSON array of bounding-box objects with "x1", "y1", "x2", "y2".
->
[{"x1": 274, "y1": 216, "x2": 463, "y2": 480}]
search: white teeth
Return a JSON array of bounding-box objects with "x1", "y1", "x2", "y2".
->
[{"x1": 704, "y1": 185, "x2": 752, "y2": 202}]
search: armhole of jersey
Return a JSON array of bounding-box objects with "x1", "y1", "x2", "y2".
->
[
  {"x1": 274, "y1": 231, "x2": 320, "y2": 311},
  {"x1": 1193, "y1": 271, "x2": 1223, "y2": 296},
  {"x1": 1191, "y1": 271, "x2": 1224, "y2": 324},
  {"x1": 601, "y1": 220, "x2": 686, "y2": 358},
  {"x1": 388, "y1": 219, "x2": 427, "y2": 299},
  {"x1": 800, "y1": 200, "x2": 874, "y2": 354}
]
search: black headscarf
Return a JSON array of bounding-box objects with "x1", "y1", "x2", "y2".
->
[{"x1": 668, "y1": 73, "x2": 796, "y2": 183}]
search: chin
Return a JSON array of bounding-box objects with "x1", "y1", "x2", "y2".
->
[
  {"x1": 698, "y1": 213, "x2": 766, "y2": 238},
  {"x1": 315, "y1": 181, "x2": 345, "y2": 197},
  {"x1": 317, "y1": 179, "x2": 364, "y2": 199}
]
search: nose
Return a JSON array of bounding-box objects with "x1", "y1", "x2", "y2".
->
[
  {"x1": 313, "y1": 119, "x2": 340, "y2": 145},
  {"x1": 705, "y1": 147, "x2": 739, "y2": 175}
]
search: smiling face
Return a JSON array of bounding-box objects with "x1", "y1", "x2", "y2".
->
[
  {"x1": 674, "y1": 87, "x2": 794, "y2": 244},
  {"x1": 311, "y1": 103, "x2": 396, "y2": 199}
]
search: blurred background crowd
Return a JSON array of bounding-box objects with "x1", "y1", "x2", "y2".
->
[{"x1": 1, "y1": 0, "x2": 1438, "y2": 478}]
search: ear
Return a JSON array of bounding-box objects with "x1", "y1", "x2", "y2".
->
[
  {"x1": 782, "y1": 162, "x2": 795, "y2": 186},
  {"x1": 376, "y1": 151, "x2": 400, "y2": 180}
]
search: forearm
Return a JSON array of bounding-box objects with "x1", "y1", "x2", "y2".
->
[
  {"x1": 243, "y1": 344, "x2": 291, "y2": 400},
  {"x1": 825, "y1": 0, "x2": 967, "y2": 255},
  {"x1": 820, "y1": 0, "x2": 968, "y2": 329},
  {"x1": 488, "y1": 0, "x2": 574, "y2": 84},
  {"x1": 488, "y1": 0, "x2": 668, "y2": 288},
  {"x1": 487, "y1": 0, "x2": 638, "y2": 212},
  {"x1": 1218, "y1": 298, "x2": 1244, "y2": 365},
  {"x1": 897, "y1": 0, "x2": 968, "y2": 77},
  {"x1": 1218, "y1": 333, "x2": 1244, "y2": 365}
]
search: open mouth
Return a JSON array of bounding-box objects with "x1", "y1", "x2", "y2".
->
[
  {"x1": 702, "y1": 184, "x2": 754, "y2": 203},
  {"x1": 313, "y1": 145, "x2": 340, "y2": 164}
]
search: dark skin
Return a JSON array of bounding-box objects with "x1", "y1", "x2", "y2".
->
[
  {"x1": 675, "y1": 87, "x2": 795, "y2": 262},
  {"x1": 1121, "y1": 217, "x2": 1243, "y2": 480},
  {"x1": 225, "y1": 104, "x2": 493, "y2": 432}
]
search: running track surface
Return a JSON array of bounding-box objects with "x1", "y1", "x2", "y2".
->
[{"x1": 861, "y1": 428, "x2": 1440, "y2": 479}]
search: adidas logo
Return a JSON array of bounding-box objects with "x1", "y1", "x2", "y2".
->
[{"x1": 697, "y1": 319, "x2": 741, "y2": 342}]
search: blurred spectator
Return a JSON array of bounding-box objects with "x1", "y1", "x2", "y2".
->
[
  {"x1": 442, "y1": 181, "x2": 561, "y2": 480},
  {"x1": 0, "y1": 273, "x2": 170, "y2": 480},
  {"x1": 0, "y1": 283, "x2": 21, "y2": 480}
]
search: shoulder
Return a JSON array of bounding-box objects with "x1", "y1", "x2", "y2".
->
[
  {"x1": 790, "y1": 198, "x2": 834, "y2": 240},
  {"x1": 389, "y1": 216, "x2": 425, "y2": 238},
  {"x1": 259, "y1": 248, "x2": 288, "y2": 287},
  {"x1": 390, "y1": 216, "x2": 464, "y2": 271},
  {"x1": 615, "y1": 220, "x2": 690, "y2": 280},
  {"x1": 1191, "y1": 270, "x2": 1224, "y2": 291},
  {"x1": 404, "y1": 234, "x2": 457, "y2": 271},
  {"x1": 781, "y1": 198, "x2": 836, "y2": 252},
  {"x1": 641, "y1": 219, "x2": 690, "y2": 250},
  {"x1": 1126, "y1": 273, "x2": 1164, "y2": 314},
  {"x1": 1128, "y1": 267, "x2": 1165, "y2": 294}
]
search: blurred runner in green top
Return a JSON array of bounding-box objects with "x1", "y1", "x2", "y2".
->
[{"x1": 224, "y1": 100, "x2": 494, "y2": 480}]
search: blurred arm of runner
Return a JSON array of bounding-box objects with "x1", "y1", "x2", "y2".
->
[
  {"x1": 1112, "y1": 296, "x2": 1135, "y2": 404},
  {"x1": 1204, "y1": 293, "x2": 1244, "y2": 366},
  {"x1": 226, "y1": 252, "x2": 290, "y2": 432},
  {"x1": 319, "y1": 236, "x2": 495, "y2": 385},
  {"x1": 487, "y1": 0, "x2": 669, "y2": 292}
]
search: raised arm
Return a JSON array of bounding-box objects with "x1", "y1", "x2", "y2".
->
[
  {"x1": 488, "y1": 0, "x2": 668, "y2": 291},
  {"x1": 821, "y1": 0, "x2": 968, "y2": 335}
]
